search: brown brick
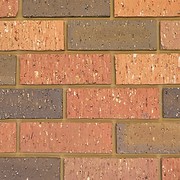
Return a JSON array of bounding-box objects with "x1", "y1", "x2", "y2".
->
[
  {"x1": 20, "y1": 54, "x2": 111, "y2": 85},
  {"x1": 161, "y1": 21, "x2": 180, "y2": 50},
  {"x1": 114, "y1": 0, "x2": 180, "y2": 17},
  {"x1": 67, "y1": 88, "x2": 159, "y2": 119},
  {"x1": 20, "y1": 122, "x2": 112, "y2": 153},
  {"x1": 115, "y1": 54, "x2": 180, "y2": 84},
  {"x1": 0, "y1": 0, "x2": 18, "y2": 17},
  {"x1": 0, "y1": 21, "x2": 64, "y2": 51},
  {"x1": 64, "y1": 158, "x2": 159, "y2": 180},
  {"x1": 162, "y1": 158, "x2": 180, "y2": 180},
  {"x1": 0, "y1": 123, "x2": 16, "y2": 152},
  {"x1": 117, "y1": 123, "x2": 180, "y2": 154}
]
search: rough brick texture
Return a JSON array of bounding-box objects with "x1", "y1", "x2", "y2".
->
[
  {"x1": 161, "y1": 21, "x2": 180, "y2": 50},
  {"x1": 67, "y1": 88, "x2": 159, "y2": 119},
  {"x1": 0, "y1": 21, "x2": 64, "y2": 51},
  {"x1": 0, "y1": 89, "x2": 63, "y2": 119},
  {"x1": 23, "y1": 0, "x2": 110, "y2": 17},
  {"x1": 68, "y1": 20, "x2": 157, "y2": 50},
  {"x1": 20, "y1": 54, "x2": 111, "y2": 85},
  {"x1": 114, "y1": 0, "x2": 180, "y2": 17},
  {"x1": 20, "y1": 122, "x2": 112, "y2": 153},
  {"x1": 64, "y1": 158, "x2": 159, "y2": 180},
  {"x1": 0, "y1": 158, "x2": 60, "y2": 180},
  {"x1": 115, "y1": 54, "x2": 180, "y2": 84},
  {"x1": 117, "y1": 123, "x2": 180, "y2": 154}
]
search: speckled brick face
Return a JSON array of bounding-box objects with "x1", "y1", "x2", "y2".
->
[
  {"x1": 64, "y1": 158, "x2": 159, "y2": 180},
  {"x1": 23, "y1": 0, "x2": 110, "y2": 17},
  {"x1": 163, "y1": 88, "x2": 180, "y2": 118},
  {"x1": 0, "y1": 21, "x2": 64, "y2": 51},
  {"x1": 0, "y1": 55, "x2": 16, "y2": 85},
  {"x1": 0, "y1": 158, "x2": 60, "y2": 180},
  {"x1": 20, "y1": 122, "x2": 112, "y2": 153},
  {"x1": 115, "y1": 54, "x2": 180, "y2": 84},
  {"x1": 0, "y1": 89, "x2": 63, "y2": 119},
  {"x1": 68, "y1": 20, "x2": 157, "y2": 50},
  {"x1": 67, "y1": 88, "x2": 159, "y2": 119},
  {"x1": 117, "y1": 123, "x2": 180, "y2": 154},
  {"x1": 114, "y1": 0, "x2": 180, "y2": 17},
  {"x1": 20, "y1": 54, "x2": 111, "y2": 84}
]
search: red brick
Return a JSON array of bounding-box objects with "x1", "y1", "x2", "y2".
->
[
  {"x1": 0, "y1": 0, "x2": 18, "y2": 17},
  {"x1": 0, "y1": 21, "x2": 64, "y2": 51},
  {"x1": 20, "y1": 122, "x2": 112, "y2": 153},
  {"x1": 0, "y1": 123, "x2": 16, "y2": 152},
  {"x1": 67, "y1": 88, "x2": 160, "y2": 119},
  {"x1": 115, "y1": 54, "x2": 180, "y2": 84},
  {"x1": 161, "y1": 21, "x2": 180, "y2": 50},
  {"x1": 114, "y1": 0, "x2": 180, "y2": 17},
  {"x1": 20, "y1": 54, "x2": 111, "y2": 85},
  {"x1": 162, "y1": 158, "x2": 180, "y2": 180},
  {"x1": 64, "y1": 158, "x2": 159, "y2": 180}
]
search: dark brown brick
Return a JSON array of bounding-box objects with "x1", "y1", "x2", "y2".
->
[
  {"x1": 163, "y1": 88, "x2": 180, "y2": 118},
  {"x1": 23, "y1": 0, "x2": 110, "y2": 17},
  {"x1": 68, "y1": 20, "x2": 157, "y2": 50},
  {"x1": 0, "y1": 89, "x2": 62, "y2": 119},
  {"x1": 117, "y1": 123, "x2": 180, "y2": 154},
  {"x1": 0, "y1": 55, "x2": 16, "y2": 85},
  {"x1": 0, "y1": 158, "x2": 60, "y2": 180}
]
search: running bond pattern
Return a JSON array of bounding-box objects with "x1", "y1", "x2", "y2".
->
[{"x1": 0, "y1": 0, "x2": 179, "y2": 180}]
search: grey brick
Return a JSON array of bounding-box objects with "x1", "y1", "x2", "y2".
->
[
  {"x1": 68, "y1": 20, "x2": 157, "y2": 50},
  {"x1": 0, "y1": 89, "x2": 63, "y2": 119},
  {"x1": 0, "y1": 158, "x2": 60, "y2": 180},
  {"x1": 0, "y1": 55, "x2": 16, "y2": 85},
  {"x1": 23, "y1": 0, "x2": 110, "y2": 17}
]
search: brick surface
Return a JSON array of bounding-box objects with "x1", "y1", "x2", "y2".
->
[
  {"x1": 68, "y1": 20, "x2": 157, "y2": 50},
  {"x1": 0, "y1": 55, "x2": 16, "y2": 85},
  {"x1": 0, "y1": 21, "x2": 64, "y2": 51},
  {"x1": 20, "y1": 122, "x2": 112, "y2": 153},
  {"x1": 114, "y1": 0, "x2": 180, "y2": 17},
  {"x1": 0, "y1": 89, "x2": 63, "y2": 119},
  {"x1": 115, "y1": 54, "x2": 180, "y2": 84},
  {"x1": 0, "y1": 0, "x2": 18, "y2": 17},
  {"x1": 0, "y1": 158, "x2": 60, "y2": 180},
  {"x1": 162, "y1": 158, "x2": 180, "y2": 180},
  {"x1": 161, "y1": 21, "x2": 180, "y2": 50},
  {"x1": 64, "y1": 158, "x2": 159, "y2": 180},
  {"x1": 67, "y1": 88, "x2": 159, "y2": 119},
  {"x1": 23, "y1": 0, "x2": 110, "y2": 17},
  {"x1": 20, "y1": 54, "x2": 111, "y2": 85},
  {"x1": 163, "y1": 88, "x2": 180, "y2": 118},
  {"x1": 117, "y1": 123, "x2": 180, "y2": 154},
  {"x1": 0, "y1": 123, "x2": 16, "y2": 152}
]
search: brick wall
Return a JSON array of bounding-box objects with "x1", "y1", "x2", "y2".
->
[{"x1": 0, "y1": 0, "x2": 179, "y2": 179}]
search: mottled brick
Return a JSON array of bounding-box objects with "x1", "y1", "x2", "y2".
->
[
  {"x1": 115, "y1": 54, "x2": 180, "y2": 84},
  {"x1": 0, "y1": 21, "x2": 64, "y2": 51},
  {"x1": 0, "y1": 123, "x2": 16, "y2": 152},
  {"x1": 162, "y1": 158, "x2": 180, "y2": 180},
  {"x1": 0, "y1": 55, "x2": 16, "y2": 85},
  {"x1": 20, "y1": 54, "x2": 111, "y2": 85},
  {"x1": 20, "y1": 122, "x2": 112, "y2": 153},
  {"x1": 117, "y1": 123, "x2": 180, "y2": 154},
  {"x1": 114, "y1": 0, "x2": 180, "y2": 17},
  {"x1": 161, "y1": 21, "x2": 180, "y2": 50},
  {"x1": 0, "y1": 158, "x2": 60, "y2": 180},
  {"x1": 0, "y1": 89, "x2": 62, "y2": 119},
  {"x1": 0, "y1": 0, "x2": 18, "y2": 17},
  {"x1": 163, "y1": 88, "x2": 180, "y2": 118},
  {"x1": 23, "y1": 0, "x2": 110, "y2": 17},
  {"x1": 64, "y1": 158, "x2": 159, "y2": 180},
  {"x1": 67, "y1": 88, "x2": 159, "y2": 119},
  {"x1": 68, "y1": 20, "x2": 157, "y2": 50}
]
